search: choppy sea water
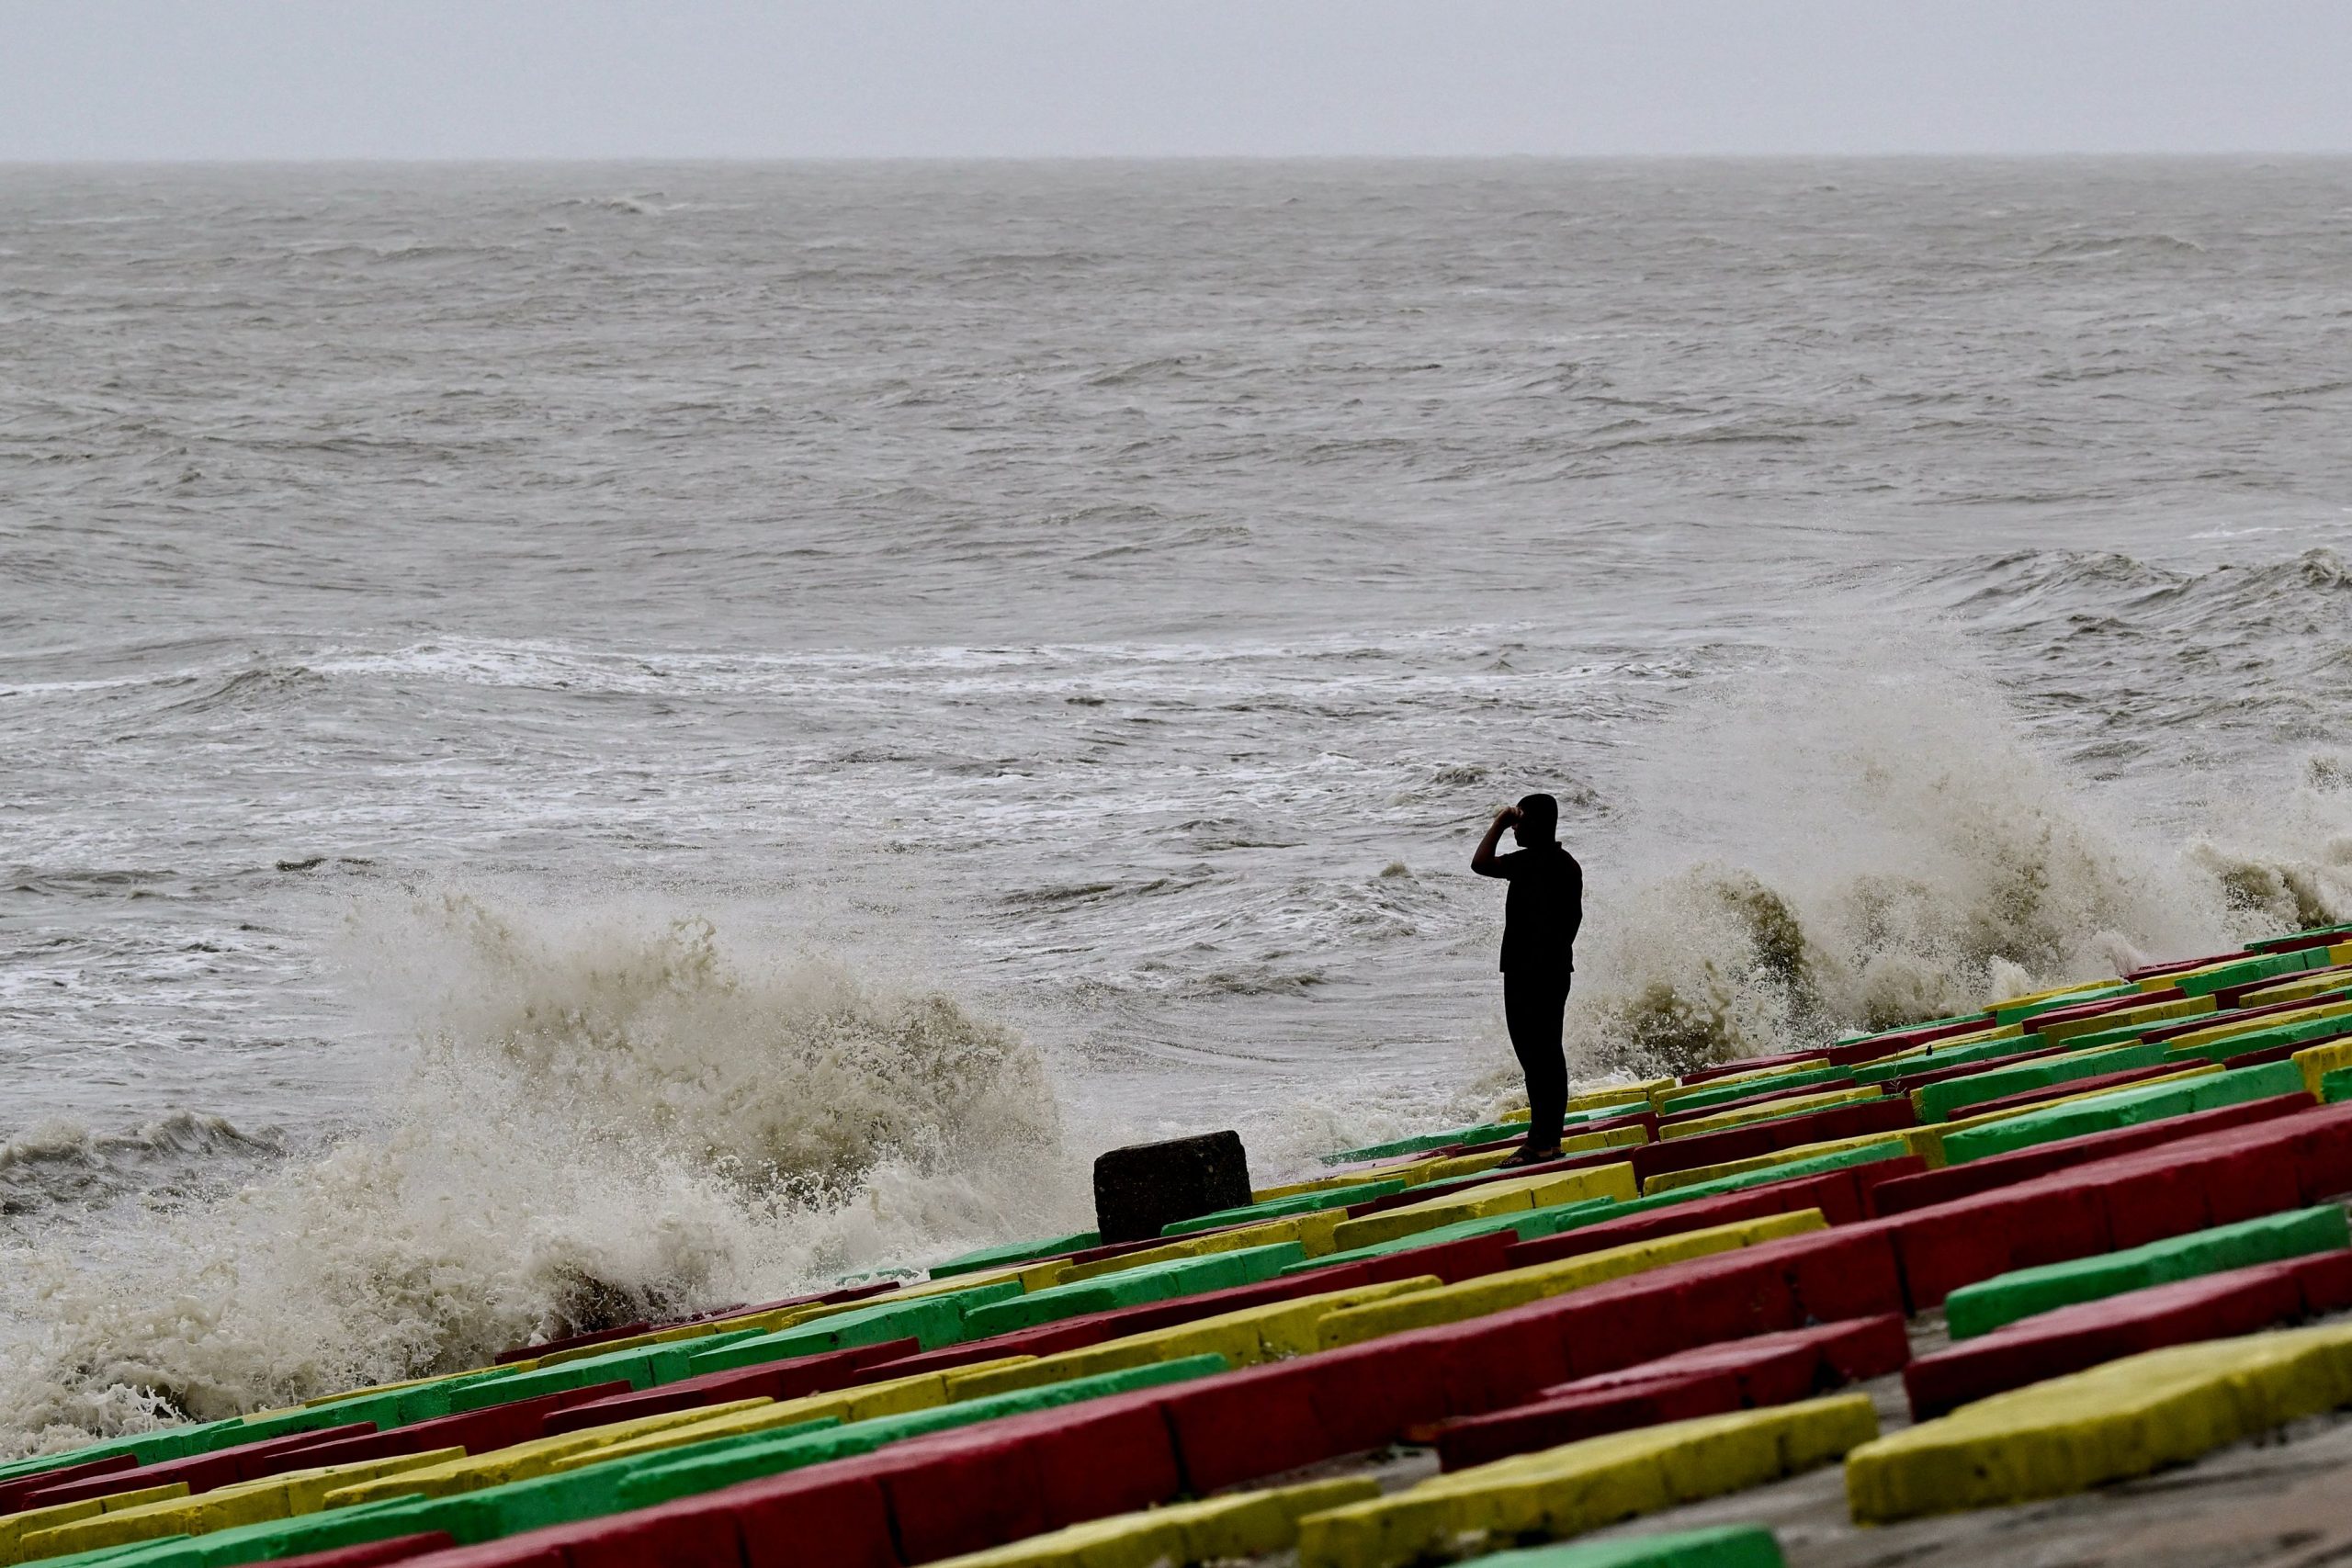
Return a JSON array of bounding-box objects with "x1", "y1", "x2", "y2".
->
[{"x1": 3, "y1": 158, "x2": 2350, "y2": 1450}]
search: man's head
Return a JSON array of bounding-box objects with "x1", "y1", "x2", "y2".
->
[{"x1": 1514, "y1": 793, "x2": 1558, "y2": 845}]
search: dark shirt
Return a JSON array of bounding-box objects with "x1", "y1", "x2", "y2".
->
[{"x1": 1493, "y1": 844, "x2": 1583, "y2": 975}]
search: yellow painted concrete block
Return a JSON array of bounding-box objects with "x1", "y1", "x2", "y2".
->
[
  {"x1": 1420, "y1": 1148, "x2": 1521, "y2": 1183},
  {"x1": 1253, "y1": 1165, "x2": 1434, "y2": 1202},
  {"x1": 15, "y1": 1460, "x2": 332, "y2": 1561},
  {"x1": 1561, "y1": 1123, "x2": 1651, "y2": 1155},
  {"x1": 1327, "y1": 1163, "x2": 1637, "y2": 1253},
  {"x1": 2233, "y1": 975, "x2": 2346, "y2": 1007},
  {"x1": 1995, "y1": 979, "x2": 2123, "y2": 1010},
  {"x1": 1846, "y1": 1323, "x2": 2352, "y2": 1523},
  {"x1": 439, "y1": 1399, "x2": 775, "y2": 1492},
  {"x1": 18, "y1": 1499, "x2": 190, "y2": 1558},
  {"x1": 1056, "y1": 1216, "x2": 1322, "y2": 1286},
  {"x1": 2296, "y1": 1036, "x2": 2352, "y2": 1100},
  {"x1": 1014, "y1": 1259, "x2": 1080, "y2": 1292},
  {"x1": 943, "y1": 1279, "x2": 1440, "y2": 1402},
  {"x1": 237, "y1": 1404, "x2": 309, "y2": 1426},
  {"x1": 1569, "y1": 1079, "x2": 1669, "y2": 1113},
  {"x1": 2036, "y1": 993, "x2": 2215, "y2": 1044},
  {"x1": 708, "y1": 1281, "x2": 986, "y2": 1337},
  {"x1": 926, "y1": 1477, "x2": 1382, "y2": 1568},
  {"x1": 1660, "y1": 1085, "x2": 1881, "y2": 1140},
  {"x1": 696, "y1": 1272, "x2": 1027, "y2": 1333},
  {"x1": 1317, "y1": 1211, "x2": 1826, "y2": 1350},
  {"x1": 0, "y1": 1483, "x2": 190, "y2": 1566},
  {"x1": 1295, "y1": 1393, "x2": 1875, "y2": 1568},
  {"x1": 2170, "y1": 998, "x2": 2352, "y2": 1053},
  {"x1": 1175, "y1": 1477, "x2": 1385, "y2": 1562},
  {"x1": 300, "y1": 1371, "x2": 454, "y2": 1407},
  {"x1": 1639, "y1": 1133, "x2": 1909, "y2": 1196},
  {"x1": 275, "y1": 1449, "x2": 466, "y2": 1514},
  {"x1": 535, "y1": 1317, "x2": 741, "y2": 1366},
  {"x1": 1892, "y1": 1066, "x2": 2219, "y2": 1169},
  {"x1": 180, "y1": 1482, "x2": 292, "y2": 1534},
  {"x1": 340, "y1": 1393, "x2": 806, "y2": 1499},
  {"x1": 1656, "y1": 1059, "x2": 1827, "y2": 1110}
]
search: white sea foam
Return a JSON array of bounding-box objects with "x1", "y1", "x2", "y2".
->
[
  {"x1": 0, "y1": 897, "x2": 1087, "y2": 1457},
  {"x1": 1558, "y1": 660, "x2": 2338, "y2": 1077}
]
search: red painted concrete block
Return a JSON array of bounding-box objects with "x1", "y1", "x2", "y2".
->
[
  {"x1": 1422, "y1": 1371, "x2": 1741, "y2": 1471},
  {"x1": 1154, "y1": 1359, "x2": 1329, "y2": 1492},
  {"x1": 1717, "y1": 1223, "x2": 1907, "y2": 1325},
  {"x1": 1294, "y1": 1336, "x2": 1454, "y2": 1454},
  {"x1": 1621, "y1": 1314, "x2": 1905, "y2": 1389},
  {"x1": 0, "y1": 1456, "x2": 137, "y2": 1515},
  {"x1": 2280, "y1": 1111, "x2": 2352, "y2": 1201},
  {"x1": 2074, "y1": 1155, "x2": 2221, "y2": 1249},
  {"x1": 1880, "y1": 1107, "x2": 2352, "y2": 1309},
  {"x1": 1410, "y1": 1304, "x2": 1583, "y2": 1416},
  {"x1": 1957, "y1": 1064, "x2": 2188, "y2": 1122},
  {"x1": 1418, "y1": 1314, "x2": 1907, "y2": 1471},
  {"x1": 2291, "y1": 1248, "x2": 2352, "y2": 1313},
  {"x1": 542, "y1": 1347, "x2": 914, "y2": 1435},
  {"x1": 987, "y1": 1395, "x2": 1184, "y2": 1526},
  {"x1": 1902, "y1": 1263, "x2": 2313, "y2": 1418},
  {"x1": 1352, "y1": 1229, "x2": 1515, "y2": 1285},
  {"x1": 722, "y1": 1470, "x2": 900, "y2": 1568},
  {"x1": 856, "y1": 1325, "x2": 1108, "y2": 1380},
  {"x1": 1888, "y1": 1179, "x2": 2113, "y2": 1310},
  {"x1": 19, "y1": 1426, "x2": 377, "y2": 1506},
  {"x1": 1502, "y1": 1188, "x2": 1804, "y2": 1271},
  {"x1": 1629, "y1": 1100, "x2": 1917, "y2": 1185},
  {"x1": 1555, "y1": 1255, "x2": 1800, "y2": 1380},
  {"x1": 1656, "y1": 1080, "x2": 1855, "y2": 1129},
  {"x1": 1342, "y1": 1144, "x2": 1646, "y2": 1224},
  {"x1": 388, "y1": 1382, "x2": 635, "y2": 1456},
  {"x1": 1826, "y1": 1017, "x2": 2000, "y2": 1063},
  {"x1": 1868, "y1": 1096, "x2": 2310, "y2": 1216},
  {"x1": 553, "y1": 1498, "x2": 748, "y2": 1568},
  {"x1": 1883, "y1": 1042, "x2": 2076, "y2": 1095},
  {"x1": 1685, "y1": 1050, "x2": 1827, "y2": 1083},
  {"x1": 1561, "y1": 1314, "x2": 1907, "y2": 1405},
  {"x1": 868, "y1": 1433, "x2": 1050, "y2": 1564}
]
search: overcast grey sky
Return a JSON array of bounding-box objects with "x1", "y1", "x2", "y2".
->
[{"x1": 5, "y1": 0, "x2": 2349, "y2": 162}]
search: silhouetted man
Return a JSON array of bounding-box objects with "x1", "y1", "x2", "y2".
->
[{"x1": 1471, "y1": 793, "x2": 1583, "y2": 1167}]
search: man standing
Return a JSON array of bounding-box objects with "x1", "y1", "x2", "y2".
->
[{"x1": 1471, "y1": 794, "x2": 1583, "y2": 1168}]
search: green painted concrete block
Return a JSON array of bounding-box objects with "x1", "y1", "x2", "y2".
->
[
  {"x1": 961, "y1": 1243, "x2": 1302, "y2": 1338},
  {"x1": 1661, "y1": 1066, "x2": 1852, "y2": 1117},
  {"x1": 1470, "y1": 1525, "x2": 1785, "y2": 1568},
  {"x1": 619, "y1": 1354, "x2": 1229, "y2": 1510},
  {"x1": 1945, "y1": 1206, "x2": 2350, "y2": 1339},
  {"x1": 685, "y1": 1283, "x2": 1017, "y2": 1373},
  {"x1": 1319, "y1": 1121, "x2": 1527, "y2": 1166},
  {"x1": 1939, "y1": 1057, "x2": 2301, "y2": 1164},
  {"x1": 1917, "y1": 1043, "x2": 2167, "y2": 1123},
  {"x1": 930, "y1": 1231, "x2": 1101, "y2": 1279},
  {"x1": 1161, "y1": 1180, "x2": 1405, "y2": 1237}
]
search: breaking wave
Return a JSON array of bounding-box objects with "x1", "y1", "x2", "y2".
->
[
  {"x1": 1563, "y1": 664, "x2": 2352, "y2": 1077},
  {"x1": 0, "y1": 1114, "x2": 282, "y2": 1220},
  {"x1": 0, "y1": 896, "x2": 1084, "y2": 1457}
]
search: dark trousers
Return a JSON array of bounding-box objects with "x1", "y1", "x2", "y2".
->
[{"x1": 1504, "y1": 969, "x2": 1572, "y2": 1150}]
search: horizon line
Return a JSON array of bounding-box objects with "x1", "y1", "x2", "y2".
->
[{"x1": 7, "y1": 148, "x2": 2352, "y2": 168}]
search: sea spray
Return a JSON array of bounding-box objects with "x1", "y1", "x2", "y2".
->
[
  {"x1": 0, "y1": 895, "x2": 1086, "y2": 1457},
  {"x1": 1561, "y1": 665, "x2": 2247, "y2": 1077}
]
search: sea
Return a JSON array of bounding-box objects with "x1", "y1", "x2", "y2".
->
[{"x1": 3, "y1": 157, "x2": 2349, "y2": 1451}]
